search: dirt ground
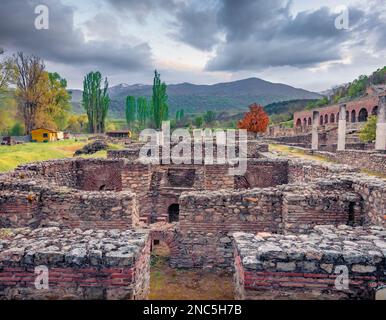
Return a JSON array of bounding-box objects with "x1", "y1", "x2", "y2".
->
[{"x1": 149, "y1": 242, "x2": 234, "y2": 300}]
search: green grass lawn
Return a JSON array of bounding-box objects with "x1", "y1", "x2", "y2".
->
[{"x1": 0, "y1": 139, "x2": 121, "y2": 173}]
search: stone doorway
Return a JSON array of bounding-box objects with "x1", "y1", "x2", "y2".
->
[{"x1": 168, "y1": 204, "x2": 179, "y2": 223}]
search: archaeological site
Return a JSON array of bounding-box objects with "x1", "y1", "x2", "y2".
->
[{"x1": 0, "y1": 127, "x2": 385, "y2": 300}]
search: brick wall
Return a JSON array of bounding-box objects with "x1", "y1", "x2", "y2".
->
[
  {"x1": 0, "y1": 228, "x2": 150, "y2": 300},
  {"x1": 0, "y1": 184, "x2": 139, "y2": 230},
  {"x1": 325, "y1": 150, "x2": 386, "y2": 175},
  {"x1": 282, "y1": 187, "x2": 363, "y2": 233},
  {"x1": 175, "y1": 188, "x2": 283, "y2": 269},
  {"x1": 233, "y1": 227, "x2": 386, "y2": 300}
]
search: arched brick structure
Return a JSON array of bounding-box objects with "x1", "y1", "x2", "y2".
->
[
  {"x1": 351, "y1": 110, "x2": 356, "y2": 122},
  {"x1": 150, "y1": 224, "x2": 180, "y2": 262},
  {"x1": 358, "y1": 108, "x2": 368, "y2": 122},
  {"x1": 293, "y1": 95, "x2": 381, "y2": 128}
]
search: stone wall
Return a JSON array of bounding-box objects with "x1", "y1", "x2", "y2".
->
[
  {"x1": 311, "y1": 150, "x2": 386, "y2": 175},
  {"x1": 12, "y1": 159, "x2": 125, "y2": 191},
  {"x1": 76, "y1": 159, "x2": 123, "y2": 191},
  {"x1": 282, "y1": 182, "x2": 363, "y2": 233},
  {"x1": 174, "y1": 171, "x2": 386, "y2": 270},
  {"x1": 287, "y1": 159, "x2": 359, "y2": 184},
  {"x1": 350, "y1": 175, "x2": 386, "y2": 228},
  {"x1": 175, "y1": 188, "x2": 283, "y2": 269},
  {"x1": 14, "y1": 159, "x2": 78, "y2": 188},
  {"x1": 0, "y1": 182, "x2": 139, "y2": 230},
  {"x1": 0, "y1": 228, "x2": 150, "y2": 300},
  {"x1": 238, "y1": 159, "x2": 288, "y2": 189},
  {"x1": 233, "y1": 225, "x2": 386, "y2": 300}
]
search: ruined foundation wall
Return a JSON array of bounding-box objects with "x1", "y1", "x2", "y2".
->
[
  {"x1": 14, "y1": 160, "x2": 79, "y2": 188},
  {"x1": 320, "y1": 150, "x2": 386, "y2": 175},
  {"x1": 0, "y1": 183, "x2": 138, "y2": 230},
  {"x1": 174, "y1": 189, "x2": 283, "y2": 269},
  {"x1": 351, "y1": 176, "x2": 386, "y2": 228},
  {"x1": 12, "y1": 159, "x2": 125, "y2": 191},
  {"x1": 233, "y1": 226, "x2": 386, "y2": 300},
  {"x1": 76, "y1": 159, "x2": 123, "y2": 191},
  {"x1": 282, "y1": 186, "x2": 363, "y2": 234},
  {"x1": 241, "y1": 159, "x2": 288, "y2": 189},
  {"x1": 0, "y1": 228, "x2": 150, "y2": 300},
  {"x1": 287, "y1": 160, "x2": 358, "y2": 184}
]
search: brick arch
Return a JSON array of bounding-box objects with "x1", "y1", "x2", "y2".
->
[
  {"x1": 320, "y1": 115, "x2": 323, "y2": 125},
  {"x1": 296, "y1": 118, "x2": 302, "y2": 127},
  {"x1": 358, "y1": 108, "x2": 368, "y2": 122},
  {"x1": 308, "y1": 117, "x2": 312, "y2": 126},
  {"x1": 150, "y1": 226, "x2": 179, "y2": 257},
  {"x1": 324, "y1": 114, "x2": 328, "y2": 124},
  {"x1": 351, "y1": 110, "x2": 356, "y2": 123},
  {"x1": 330, "y1": 113, "x2": 335, "y2": 123},
  {"x1": 303, "y1": 118, "x2": 307, "y2": 126},
  {"x1": 372, "y1": 106, "x2": 378, "y2": 116}
]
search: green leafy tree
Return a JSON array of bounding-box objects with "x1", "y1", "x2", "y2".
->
[
  {"x1": 125, "y1": 96, "x2": 136, "y2": 127},
  {"x1": 305, "y1": 97, "x2": 329, "y2": 110},
  {"x1": 348, "y1": 75, "x2": 368, "y2": 98},
  {"x1": 82, "y1": 71, "x2": 110, "y2": 133},
  {"x1": 10, "y1": 122, "x2": 24, "y2": 136},
  {"x1": 359, "y1": 115, "x2": 377, "y2": 142},
  {"x1": 176, "y1": 109, "x2": 184, "y2": 121},
  {"x1": 151, "y1": 70, "x2": 168, "y2": 129},
  {"x1": 137, "y1": 96, "x2": 149, "y2": 126},
  {"x1": 203, "y1": 110, "x2": 216, "y2": 124},
  {"x1": 194, "y1": 116, "x2": 203, "y2": 128}
]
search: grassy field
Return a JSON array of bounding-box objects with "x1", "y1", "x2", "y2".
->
[
  {"x1": 269, "y1": 144, "x2": 335, "y2": 163},
  {"x1": 0, "y1": 139, "x2": 114, "y2": 173},
  {"x1": 269, "y1": 143, "x2": 386, "y2": 179}
]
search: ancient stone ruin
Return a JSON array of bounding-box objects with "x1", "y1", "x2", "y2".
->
[{"x1": 0, "y1": 140, "x2": 385, "y2": 300}]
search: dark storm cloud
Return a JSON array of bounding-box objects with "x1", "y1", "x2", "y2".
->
[
  {"x1": 170, "y1": 3, "x2": 220, "y2": 51},
  {"x1": 205, "y1": 0, "x2": 377, "y2": 71},
  {"x1": 0, "y1": 0, "x2": 152, "y2": 71},
  {"x1": 216, "y1": 0, "x2": 291, "y2": 42}
]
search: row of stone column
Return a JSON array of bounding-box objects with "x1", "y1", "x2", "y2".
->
[{"x1": 312, "y1": 94, "x2": 386, "y2": 151}]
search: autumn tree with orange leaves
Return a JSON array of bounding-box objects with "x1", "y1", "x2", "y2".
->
[{"x1": 237, "y1": 103, "x2": 269, "y2": 133}]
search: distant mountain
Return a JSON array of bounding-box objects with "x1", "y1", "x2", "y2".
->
[{"x1": 69, "y1": 77, "x2": 322, "y2": 118}]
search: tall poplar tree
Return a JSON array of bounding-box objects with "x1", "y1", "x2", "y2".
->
[
  {"x1": 125, "y1": 95, "x2": 136, "y2": 127},
  {"x1": 82, "y1": 71, "x2": 110, "y2": 133},
  {"x1": 151, "y1": 70, "x2": 168, "y2": 129}
]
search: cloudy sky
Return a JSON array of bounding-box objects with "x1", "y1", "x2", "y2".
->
[{"x1": 0, "y1": 0, "x2": 385, "y2": 91}]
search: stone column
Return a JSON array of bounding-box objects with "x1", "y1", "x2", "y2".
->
[
  {"x1": 375, "y1": 95, "x2": 386, "y2": 151},
  {"x1": 311, "y1": 110, "x2": 319, "y2": 150},
  {"x1": 337, "y1": 104, "x2": 347, "y2": 151}
]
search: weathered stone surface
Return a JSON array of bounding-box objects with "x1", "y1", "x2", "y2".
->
[
  {"x1": 233, "y1": 225, "x2": 386, "y2": 300},
  {"x1": 0, "y1": 227, "x2": 150, "y2": 300}
]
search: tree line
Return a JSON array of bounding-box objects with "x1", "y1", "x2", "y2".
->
[
  {"x1": 0, "y1": 50, "x2": 173, "y2": 135},
  {"x1": 0, "y1": 49, "x2": 270, "y2": 136}
]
